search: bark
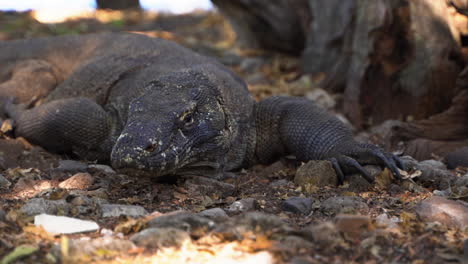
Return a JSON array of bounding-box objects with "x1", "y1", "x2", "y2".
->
[
  {"x1": 211, "y1": 0, "x2": 311, "y2": 54},
  {"x1": 214, "y1": 0, "x2": 466, "y2": 129},
  {"x1": 96, "y1": 0, "x2": 141, "y2": 10},
  {"x1": 391, "y1": 66, "x2": 468, "y2": 160},
  {"x1": 303, "y1": 0, "x2": 464, "y2": 127}
]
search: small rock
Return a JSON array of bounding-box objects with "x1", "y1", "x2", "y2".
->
[
  {"x1": 245, "y1": 72, "x2": 268, "y2": 85},
  {"x1": 88, "y1": 164, "x2": 116, "y2": 174},
  {"x1": 214, "y1": 212, "x2": 291, "y2": 237},
  {"x1": 21, "y1": 198, "x2": 71, "y2": 216},
  {"x1": 86, "y1": 188, "x2": 109, "y2": 200},
  {"x1": 184, "y1": 176, "x2": 235, "y2": 198},
  {"x1": 301, "y1": 222, "x2": 342, "y2": 248},
  {"x1": 130, "y1": 227, "x2": 190, "y2": 249},
  {"x1": 282, "y1": 197, "x2": 313, "y2": 215},
  {"x1": 55, "y1": 160, "x2": 88, "y2": 172},
  {"x1": 290, "y1": 257, "x2": 315, "y2": 264},
  {"x1": 321, "y1": 196, "x2": 369, "y2": 216},
  {"x1": 305, "y1": 88, "x2": 336, "y2": 110},
  {"x1": 444, "y1": 146, "x2": 468, "y2": 169},
  {"x1": 455, "y1": 174, "x2": 468, "y2": 187},
  {"x1": 219, "y1": 52, "x2": 243, "y2": 66},
  {"x1": 148, "y1": 211, "x2": 214, "y2": 238},
  {"x1": 279, "y1": 235, "x2": 315, "y2": 251},
  {"x1": 240, "y1": 57, "x2": 265, "y2": 73},
  {"x1": 227, "y1": 198, "x2": 257, "y2": 214},
  {"x1": 295, "y1": 160, "x2": 337, "y2": 190},
  {"x1": 68, "y1": 237, "x2": 136, "y2": 257},
  {"x1": 198, "y1": 208, "x2": 228, "y2": 220},
  {"x1": 0, "y1": 208, "x2": 6, "y2": 222},
  {"x1": 259, "y1": 160, "x2": 288, "y2": 178},
  {"x1": 335, "y1": 214, "x2": 371, "y2": 239},
  {"x1": 0, "y1": 174, "x2": 11, "y2": 189},
  {"x1": 388, "y1": 183, "x2": 405, "y2": 195},
  {"x1": 58, "y1": 173, "x2": 94, "y2": 190},
  {"x1": 375, "y1": 213, "x2": 400, "y2": 229},
  {"x1": 34, "y1": 214, "x2": 99, "y2": 234},
  {"x1": 366, "y1": 120, "x2": 406, "y2": 147},
  {"x1": 346, "y1": 165, "x2": 382, "y2": 191},
  {"x1": 100, "y1": 204, "x2": 148, "y2": 218},
  {"x1": 420, "y1": 159, "x2": 447, "y2": 170},
  {"x1": 269, "y1": 179, "x2": 289, "y2": 187},
  {"x1": 415, "y1": 196, "x2": 468, "y2": 229},
  {"x1": 402, "y1": 156, "x2": 456, "y2": 190}
]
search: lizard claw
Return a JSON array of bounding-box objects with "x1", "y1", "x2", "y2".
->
[
  {"x1": 356, "y1": 143, "x2": 405, "y2": 180},
  {"x1": 327, "y1": 142, "x2": 406, "y2": 185},
  {"x1": 329, "y1": 155, "x2": 374, "y2": 184}
]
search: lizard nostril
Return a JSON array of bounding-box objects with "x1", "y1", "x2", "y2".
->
[{"x1": 145, "y1": 143, "x2": 157, "y2": 152}]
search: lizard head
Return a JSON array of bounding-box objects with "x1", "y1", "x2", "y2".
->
[{"x1": 111, "y1": 69, "x2": 249, "y2": 177}]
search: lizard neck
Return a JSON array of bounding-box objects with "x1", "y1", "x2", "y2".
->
[{"x1": 252, "y1": 98, "x2": 288, "y2": 165}]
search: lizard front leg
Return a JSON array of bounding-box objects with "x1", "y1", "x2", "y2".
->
[
  {"x1": 255, "y1": 96, "x2": 404, "y2": 184},
  {"x1": 4, "y1": 97, "x2": 118, "y2": 161}
]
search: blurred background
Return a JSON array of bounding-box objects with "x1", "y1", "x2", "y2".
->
[{"x1": 0, "y1": 0, "x2": 213, "y2": 22}]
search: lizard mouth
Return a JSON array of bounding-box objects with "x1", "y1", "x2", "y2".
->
[{"x1": 113, "y1": 146, "x2": 221, "y2": 177}]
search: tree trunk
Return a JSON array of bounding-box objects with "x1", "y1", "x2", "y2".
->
[
  {"x1": 391, "y1": 65, "x2": 468, "y2": 160},
  {"x1": 211, "y1": 0, "x2": 311, "y2": 55},
  {"x1": 304, "y1": 0, "x2": 465, "y2": 128},
  {"x1": 96, "y1": 0, "x2": 141, "y2": 10},
  {"x1": 213, "y1": 0, "x2": 466, "y2": 128}
]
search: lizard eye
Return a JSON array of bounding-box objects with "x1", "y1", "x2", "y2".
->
[
  {"x1": 179, "y1": 112, "x2": 196, "y2": 130},
  {"x1": 183, "y1": 113, "x2": 193, "y2": 124}
]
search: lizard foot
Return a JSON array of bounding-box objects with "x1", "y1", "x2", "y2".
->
[{"x1": 328, "y1": 143, "x2": 405, "y2": 185}]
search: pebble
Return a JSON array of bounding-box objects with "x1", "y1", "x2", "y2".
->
[
  {"x1": 218, "y1": 52, "x2": 243, "y2": 66},
  {"x1": 335, "y1": 214, "x2": 371, "y2": 239},
  {"x1": 0, "y1": 174, "x2": 11, "y2": 189},
  {"x1": 197, "y1": 208, "x2": 229, "y2": 220},
  {"x1": 214, "y1": 212, "x2": 290, "y2": 236},
  {"x1": 415, "y1": 196, "x2": 468, "y2": 229},
  {"x1": 240, "y1": 57, "x2": 265, "y2": 73},
  {"x1": 245, "y1": 72, "x2": 269, "y2": 85},
  {"x1": 130, "y1": 227, "x2": 190, "y2": 249},
  {"x1": 67, "y1": 237, "x2": 136, "y2": 257},
  {"x1": 444, "y1": 146, "x2": 468, "y2": 169},
  {"x1": 184, "y1": 176, "x2": 235, "y2": 198},
  {"x1": 21, "y1": 198, "x2": 71, "y2": 216},
  {"x1": 401, "y1": 156, "x2": 456, "y2": 190},
  {"x1": 227, "y1": 198, "x2": 257, "y2": 214},
  {"x1": 148, "y1": 211, "x2": 215, "y2": 238},
  {"x1": 346, "y1": 165, "x2": 381, "y2": 191},
  {"x1": 301, "y1": 222, "x2": 342, "y2": 247},
  {"x1": 281, "y1": 197, "x2": 313, "y2": 215},
  {"x1": 0, "y1": 208, "x2": 6, "y2": 222},
  {"x1": 55, "y1": 160, "x2": 88, "y2": 173},
  {"x1": 375, "y1": 213, "x2": 400, "y2": 229},
  {"x1": 58, "y1": 173, "x2": 94, "y2": 190},
  {"x1": 294, "y1": 160, "x2": 337, "y2": 189},
  {"x1": 87, "y1": 164, "x2": 116, "y2": 174},
  {"x1": 305, "y1": 88, "x2": 336, "y2": 110},
  {"x1": 320, "y1": 196, "x2": 369, "y2": 216},
  {"x1": 269, "y1": 179, "x2": 290, "y2": 187},
  {"x1": 100, "y1": 204, "x2": 148, "y2": 218},
  {"x1": 34, "y1": 214, "x2": 99, "y2": 234}
]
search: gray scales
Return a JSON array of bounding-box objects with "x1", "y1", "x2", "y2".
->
[{"x1": 0, "y1": 32, "x2": 403, "y2": 183}]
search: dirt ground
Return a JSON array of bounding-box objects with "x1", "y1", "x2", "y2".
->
[{"x1": 0, "y1": 9, "x2": 466, "y2": 264}]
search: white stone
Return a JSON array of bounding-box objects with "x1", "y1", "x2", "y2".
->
[{"x1": 34, "y1": 214, "x2": 99, "y2": 234}]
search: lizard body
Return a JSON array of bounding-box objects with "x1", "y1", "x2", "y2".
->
[{"x1": 0, "y1": 32, "x2": 403, "y2": 183}]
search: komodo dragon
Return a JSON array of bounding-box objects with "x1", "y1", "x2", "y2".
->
[{"x1": 0, "y1": 32, "x2": 404, "y2": 183}]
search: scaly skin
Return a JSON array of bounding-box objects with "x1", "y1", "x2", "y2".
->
[{"x1": 0, "y1": 33, "x2": 403, "y2": 183}]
